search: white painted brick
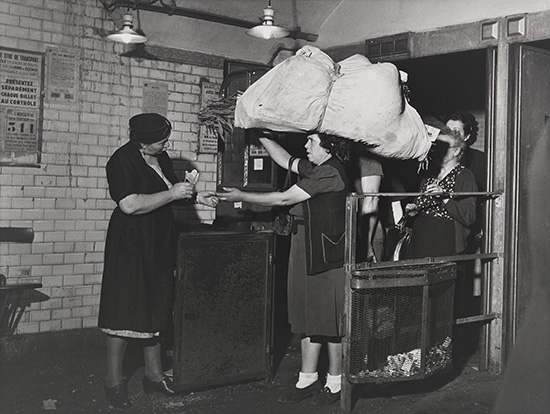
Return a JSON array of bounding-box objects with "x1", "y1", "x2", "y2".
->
[
  {"x1": 45, "y1": 187, "x2": 67, "y2": 198},
  {"x1": 32, "y1": 243, "x2": 54, "y2": 254},
  {"x1": 86, "y1": 274, "x2": 102, "y2": 286},
  {"x1": 8, "y1": 243, "x2": 31, "y2": 255},
  {"x1": 75, "y1": 221, "x2": 95, "y2": 231},
  {"x1": 72, "y1": 306, "x2": 92, "y2": 317},
  {"x1": 83, "y1": 317, "x2": 97, "y2": 328},
  {"x1": 83, "y1": 295, "x2": 100, "y2": 307},
  {"x1": 43, "y1": 253, "x2": 64, "y2": 265},
  {"x1": 22, "y1": 210, "x2": 44, "y2": 220},
  {"x1": 44, "y1": 210, "x2": 65, "y2": 220},
  {"x1": 51, "y1": 308, "x2": 71, "y2": 318},
  {"x1": 39, "y1": 320, "x2": 62, "y2": 332},
  {"x1": 44, "y1": 231, "x2": 64, "y2": 242},
  {"x1": 52, "y1": 264, "x2": 74, "y2": 275},
  {"x1": 65, "y1": 231, "x2": 86, "y2": 242},
  {"x1": 7, "y1": 266, "x2": 32, "y2": 277},
  {"x1": 43, "y1": 298, "x2": 63, "y2": 310},
  {"x1": 65, "y1": 209, "x2": 86, "y2": 220},
  {"x1": 64, "y1": 253, "x2": 85, "y2": 264},
  {"x1": 41, "y1": 275, "x2": 62, "y2": 287},
  {"x1": 33, "y1": 220, "x2": 55, "y2": 231},
  {"x1": 84, "y1": 252, "x2": 103, "y2": 263},
  {"x1": 31, "y1": 309, "x2": 51, "y2": 321},
  {"x1": 53, "y1": 242, "x2": 74, "y2": 253},
  {"x1": 63, "y1": 296, "x2": 83, "y2": 308},
  {"x1": 31, "y1": 265, "x2": 53, "y2": 277},
  {"x1": 17, "y1": 322, "x2": 40, "y2": 334},
  {"x1": 74, "y1": 286, "x2": 93, "y2": 296},
  {"x1": 32, "y1": 197, "x2": 56, "y2": 209},
  {"x1": 20, "y1": 255, "x2": 43, "y2": 266},
  {"x1": 64, "y1": 275, "x2": 84, "y2": 286}
]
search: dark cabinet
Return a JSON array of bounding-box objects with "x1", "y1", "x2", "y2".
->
[{"x1": 173, "y1": 230, "x2": 274, "y2": 391}]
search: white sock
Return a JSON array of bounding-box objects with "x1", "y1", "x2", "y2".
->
[
  {"x1": 296, "y1": 372, "x2": 318, "y2": 389},
  {"x1": 325, "y1": 373, "x2": 341, "y2": 393}
]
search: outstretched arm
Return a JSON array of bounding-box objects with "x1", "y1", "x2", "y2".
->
[{"x1": 217, "y1": 184, "x2": 310, "y2": 207}]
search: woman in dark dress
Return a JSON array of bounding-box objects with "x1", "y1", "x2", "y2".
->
[
  {"x1": 405, "y1": 127, "x2": 477, "y2": 259},
  {"x1": 218, "y1": 132, "x2": 350, "y2": 406},
  {"x1": 98, "y1": 113, "x2": 217, "y2": 408}
]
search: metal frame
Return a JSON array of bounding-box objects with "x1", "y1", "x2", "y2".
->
[{"x1": 340, "y1": 191, "x2": 502, "y2": 413}]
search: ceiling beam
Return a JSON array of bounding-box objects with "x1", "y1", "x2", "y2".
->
[{"x1": 100, "y1": 0, "x2": 318, "y2": 42}]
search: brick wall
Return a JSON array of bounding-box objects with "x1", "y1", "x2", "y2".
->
[{"x1": 0, "y1": 0, "x2": 222, "y2": 334}]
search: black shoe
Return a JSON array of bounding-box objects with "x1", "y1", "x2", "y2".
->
[
  {"x1": 311, "y1": 386, "x2": 340, "y2": 406},
  {"x1": 277, "y1": 380, "x2": 322, "y2": 404},
  {"x1": 142, "y1": 376, "x2": 175, "y2": 395},
  {"x1": 104, "y1": 381, "x2": 132, "y2": 409}
]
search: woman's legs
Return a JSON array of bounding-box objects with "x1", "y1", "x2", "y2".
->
[
  {"x1": 142, "y1": 340, "x2": 166, "y2": 382},
  {"x1": 327, "y1": 340, "x2": 342, "y2": 376},
  {"x1": 301, "y1": 336, "x2": 322, "y2": 373},
  {"x1": 105, "y1": 335, "x2": 129, "y2": 387}
]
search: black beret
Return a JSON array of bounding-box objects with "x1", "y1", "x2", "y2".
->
[{"x1": 129, "y1": 113, "x2": 172, "y2": 144}]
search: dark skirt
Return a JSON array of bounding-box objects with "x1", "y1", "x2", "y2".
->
[
  {"x1": 287, "y1": 224, "x2": 345, "y2": 337},
  {"x1": 405, "y1": 214, "x2": 455, "y2": 259}
]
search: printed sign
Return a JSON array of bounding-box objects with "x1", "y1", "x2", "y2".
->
[
  {"x1": 0, "y1": 47, "x2": 43, "y2": 165},
  {"x1": 45, "y1": 47, "x2": 78, "y2": 103}
]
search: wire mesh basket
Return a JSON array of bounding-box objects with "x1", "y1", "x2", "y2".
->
[{"x1": 348, "y1": 262, "x2": 456, "y2": 383}]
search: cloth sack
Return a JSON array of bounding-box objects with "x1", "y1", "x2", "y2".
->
[
  {"x1": 319, "y1": 54, "x2": 431, "y2": 160},
  {"x1": 235, "y1": 46, "x2": 432, "y2": 161},
  {"x1": 235, "y1": 46, "x2": 340, "y2": 132}
]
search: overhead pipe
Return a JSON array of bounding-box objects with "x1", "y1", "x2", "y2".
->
[{"x1": 100, "y1": 0, "x2": 318, "y2": 42}]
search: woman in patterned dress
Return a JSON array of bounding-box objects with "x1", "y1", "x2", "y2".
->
[{"x1": 405, "y1": 127, "x2": 477, "y2": 259}]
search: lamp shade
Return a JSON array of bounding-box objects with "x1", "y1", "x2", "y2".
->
[
  {"x1": 246, "y1": 5, "x2": 289, "y2": 40},
  {"x1": 107, "y1": 13, "x2": 148, "y2": 44}
]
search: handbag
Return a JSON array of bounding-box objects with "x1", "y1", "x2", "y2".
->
[
  {"x1": 384, "y1": 216, "x2": 412, "y2": 261},
  {"x1": 272, "y1": 157, "x2": 296, "y2": 236}
]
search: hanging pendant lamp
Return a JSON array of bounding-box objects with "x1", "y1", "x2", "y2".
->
[
  {"x1": 246, "y1": 0, "x2": 290, "y2": 40},
  {"x1": 107, "y1": 12, "x2": 148, "y2": 44}
]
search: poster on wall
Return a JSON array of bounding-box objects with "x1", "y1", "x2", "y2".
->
[
  {"x1": 0, "y1": 47, "x2": 44, "y2": 165},
  {"x1": 198, "y1": 81, "x2": 219, "y2": 154},
  {"x1": 143, "y1": 82, "x2": 168, "y2": 115},
  {"x1": 45, "y1": 47, "x2": 79, "y2": 104}
]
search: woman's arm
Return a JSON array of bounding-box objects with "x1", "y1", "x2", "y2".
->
[
  {"x1": 258, "y1": 136, "x2": 298, "y2": 173},
  {"x1": 218, "y1": 184, "x2": 310, "y2": 207},
  {"x1": 119, "y1": 182, "x2": 194, "y2": 215}
]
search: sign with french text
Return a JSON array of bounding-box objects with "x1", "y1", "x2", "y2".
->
[{"x1": 0, "y1": 47, "x2": 43, "y2": 165}]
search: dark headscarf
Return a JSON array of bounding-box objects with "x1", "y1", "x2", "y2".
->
[{"x1": 129, "y1": 113, "x2": 172, "y2": 144}]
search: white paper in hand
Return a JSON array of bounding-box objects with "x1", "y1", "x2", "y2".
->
[{"x1": 185, "y1": 169, "x2": 199, "y2": 185}]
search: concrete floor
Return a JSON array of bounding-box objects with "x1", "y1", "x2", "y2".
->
[{"x1": 0, "y1": 331, "x2": 503, "y2": 414}]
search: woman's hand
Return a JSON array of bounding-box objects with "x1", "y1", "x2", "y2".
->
[
  {"x1": 170, "y1": 182, "x2": 195, "y2": 200},
  {"x1": 405, "y1": 203, "x2": 418, "y2": 216},
  {"x1": 424, "y1": 182, "x2": 444, "y2": 194},
  {"x1": 424, "y1": 183, "x2": 450, "y2": 203},
  {"x1": 196, "y1": 191, "x2": 219, "y2": 207},
  {"x1": 216, "y1": 188, "x2": 243, "y2": 202}
]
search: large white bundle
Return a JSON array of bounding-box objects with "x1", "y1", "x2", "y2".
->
[
  {"x1": 234, "y1": 46, "x2": 339, "y2": 132},
  {"x1": 319, "y1": 54, "x2": 431, "y2": 160},
  {"x1": 234, "y1": 46, "x2": 432, "y2": 160}
]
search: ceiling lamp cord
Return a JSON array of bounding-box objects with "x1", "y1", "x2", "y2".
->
[{"x1": 246, "y1": 0, "x2": 290, "y2": 40}]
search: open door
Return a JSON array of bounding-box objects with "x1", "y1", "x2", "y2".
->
[{"x1": 507, "y1": 44, "x2": 550, "y2": 349}]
